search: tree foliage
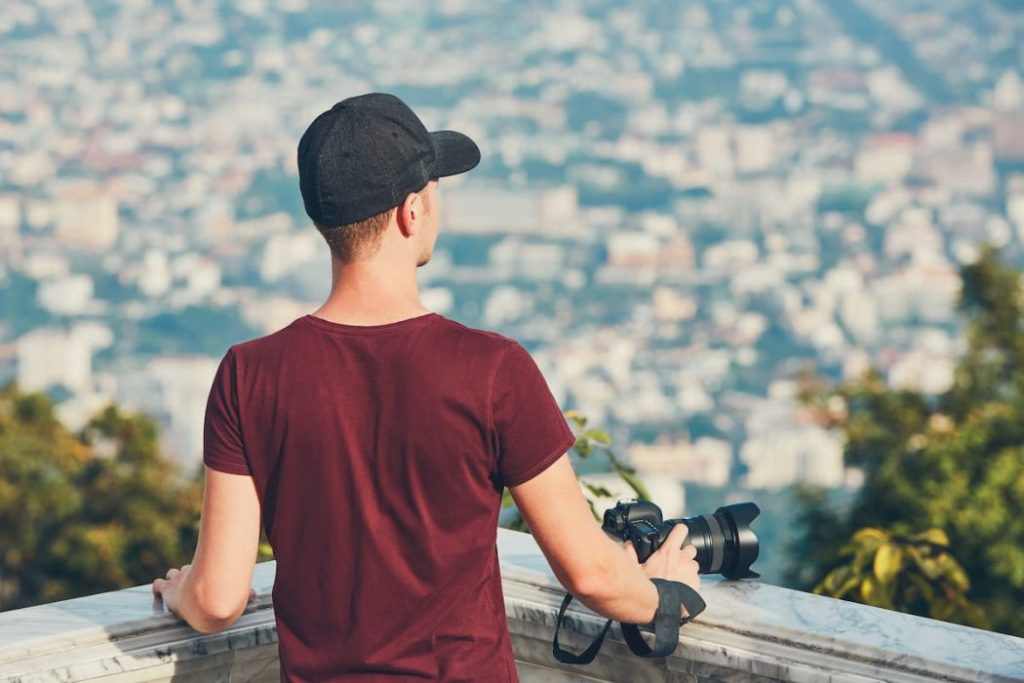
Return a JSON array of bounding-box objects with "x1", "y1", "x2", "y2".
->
[
  {"x1": 814, "y1": 527, "x2": 987, "y2": 628},
  {"x1": 0, "y1": 382, "x2": 200, "y2": 609},
  {"x1": 794, "y1": 245, "x2": 1024, "y2": 636}
]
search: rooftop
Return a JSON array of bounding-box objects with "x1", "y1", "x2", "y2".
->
[{"x1": 1, "y1": 529, "x2": 1022, "y2": 682}]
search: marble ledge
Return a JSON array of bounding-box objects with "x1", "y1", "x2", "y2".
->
[{"x1": 0, "y1": 529, "x2": 1021, "y2": 682}]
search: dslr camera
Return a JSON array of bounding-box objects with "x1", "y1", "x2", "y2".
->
[{"x1": 602, "y1": 499, "x2": 761, "y2": 579}]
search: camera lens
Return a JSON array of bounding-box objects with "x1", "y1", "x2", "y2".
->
[
  {"x1": 672, "y1": 502, "x2": 760, "y2": 579},
  {"x1": 602, "y1": 499, "x2": 761, "y2": 579}
]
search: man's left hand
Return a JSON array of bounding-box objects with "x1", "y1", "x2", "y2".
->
[
  {"x1": 153, "y1": 564, "x2": 258, "y2": 620},
  {"x1": 152, "y1": 563, "x2": 193, "y2": 617}
]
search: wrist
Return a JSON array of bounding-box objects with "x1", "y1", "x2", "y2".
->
[
  {"x1": 650, "y1": 578, "x2": 688, "y2": 625},
  {"x1": 642, "y1": 578, "x2": 660, "y2": 625}
]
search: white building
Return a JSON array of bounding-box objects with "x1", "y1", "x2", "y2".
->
[
  {"x1": 488, "y1": 239, "x2": 567, "y2": 281},
  {"x1": 855, "y1": 134, "x2": 916, "y2": 183},
  {"x1": 734, "y1": 126, "x2": 776, "y2": 175},
  {"x1": 146, "y1": 355, "x2": 222, "y2": 466},
  {"x1": 53, "y1": 189, "x2": 119, "y2": 250},
  {"x1": 627, "y1": 437, "x2": 732, "y2": 487},
  {"x1": 260, "y1": 231, "x2": 321, "y2": 283},
  {"x1": 740, "y1": 425, "x2": 845, "y2": 489},
  {"x1": 16, "y1": 322, "x2": 113, "y2": 395},
  {"x1": 137, "y1": 249, "x2": 172, "y2": 298},
  {"x1": 442, "y1": 185, "x2": 583, "y2": 237},
  {"x1": 887, "y1": 349, "x2": 956, "y2": 395},
  {"x1": 36, "y1": 274, "x2": 95, "y2": 316},
  {"x1": 0, "y1": 195, "x2": 20, "y2": 246},
  {"x1": 484, "y1": 285, "x2": 532, "y2": 326}
]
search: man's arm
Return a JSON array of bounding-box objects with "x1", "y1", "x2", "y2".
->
[
  {"x1": 153, "y1": 466, "x2": 261, "y2": 633},
  {"x1": 509, "y1": 452, "x2": 663, "y2": 624}
]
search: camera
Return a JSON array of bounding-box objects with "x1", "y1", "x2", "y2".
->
[{"x1": 602, "y1": 499, "x2": 761, "y2": 579}]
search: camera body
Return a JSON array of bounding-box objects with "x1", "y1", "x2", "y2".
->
[{"x1": 602, "y1": 499, "x2": 761, "y2": 580}]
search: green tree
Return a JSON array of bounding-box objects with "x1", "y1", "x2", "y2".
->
[
  {"x1": 794, "y1": 245, "x2": 1024, "y2": 636},
  {"x1": 814, "y1": 527, "x2": 987, "y2": 628},
  {"x1": 0, "y1": 382, "x2": 204, "y2": 609},
  {"x1": 500, "y1": 409, "x2": 651, "y2": 532}
]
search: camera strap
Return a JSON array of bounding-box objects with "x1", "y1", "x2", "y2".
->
[
  {"x1": 552, "y1": 593, "x2": 613, "y2": 665},
  {"x1": 620, "y1": 579, "x2": 705, "y2": 658},
  {"x1": 551, "y1": 579, "x2": 706, "y2": 664}
]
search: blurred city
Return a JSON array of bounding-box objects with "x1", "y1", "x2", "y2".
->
[{"x1": 2, "y1": 0, "x2": 1023, "y2": 603}]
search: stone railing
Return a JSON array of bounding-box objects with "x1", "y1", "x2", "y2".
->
[{"x1": 2, "y1": 529, "x2": 1023, "y2": 682}]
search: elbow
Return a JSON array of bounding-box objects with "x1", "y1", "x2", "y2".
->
[
  {"x1": 192, "y1": 615, "x2": 231, "y2": 634},
  {"x1": 566, "y1": 566, "x2": 611, "y2": 602},
  {"x1": 193, "y1": 595, "x2": 247, "y2": 634},
  {"x1": 191, "y1": 604, "x2": 239, "y2": 634}
]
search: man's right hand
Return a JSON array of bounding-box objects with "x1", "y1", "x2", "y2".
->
[
  {"x1": 510, "y1": 453, "x2": 702, "y2": 625},
  {"x1": 623, "y1": 523, "x2": 701, "y2": 618}
]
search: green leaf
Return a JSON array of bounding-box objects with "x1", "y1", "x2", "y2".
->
[
  {"x1": 563, "y1": 410, "x2": 588, "y2": 428},
  {"x1": 835, "y1": 572, "x2": 863, "y2": 598},
  {"x1": 936, "y1": 553, "x2": 970, "y2": 591},
  {"x1": 581, "y1": 428, "x2": 612, "y2": 445},
  {"x1": 873, "y1": 543, "x2": 904, "y2": 584},
  {"x1": 860, "y1": 575, "x2": 894, "y2": 608},
  {"x1": 916, "y1": 556, "x2": 944, "y2": 580},
  {"x1": 581, "y1": 481, "x2": 613, "y2": 498},
  {"x1": 852, "y1": 527, "x2": 888, "y2": 547},
  {"x1": 819, "y1": 566, "x2": 851, "y2": 594},
  {"x1": 911, "y1": 528, "x2": 950, "y2": 547}
]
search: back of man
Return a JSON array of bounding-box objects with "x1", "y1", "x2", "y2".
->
[
  {"x1": 197, "y1": 92, "x2": 702, "y2": 681},
  {"x1": 203, "y1": 309, "x2": 576, "y2": 681}
]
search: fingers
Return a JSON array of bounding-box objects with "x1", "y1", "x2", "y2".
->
[
  {"x1": 164, "y1": 564, "x2": 192, "y2": 580},
  {"x1": 623, "y1": 540, "x2": 638, "y2": 563},
  {"x1": 681, "y1": 544, "x2": 697, "y2": 560},
  {"x1": 666, "y1": 522, "x2": 690, "y2": 549},
  {"x1": 156, "y1": 564, "x2": 192, "y2": 597}
]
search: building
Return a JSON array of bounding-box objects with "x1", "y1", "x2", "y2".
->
[{"x1": 627, "y1": 437, "x2": 732, "y2": 488}]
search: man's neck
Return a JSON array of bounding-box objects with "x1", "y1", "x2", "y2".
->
[{"x1": 316, "y1": 252, "x2": 430, "y2": 325}]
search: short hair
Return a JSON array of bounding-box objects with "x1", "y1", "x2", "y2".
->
[
  {"x1": 314, "y1": 185, "x2": 431, "y2": 263},
  {"x1": 315, "y1": 207, "x2": 395, "y2": 263}
]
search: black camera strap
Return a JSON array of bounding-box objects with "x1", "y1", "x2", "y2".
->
[
  {"x1": 552, "y1": 579, "x2": 706, "y2": 664},
  {"x1": 552, "y1": 592, "x2": 613, "y2": 665},
  {"x1": 620, "y1": 579, "x2": 706, "y2": 657}
]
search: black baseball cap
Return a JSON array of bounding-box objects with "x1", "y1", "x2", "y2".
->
[{"x1": 297, "y1": 92, "x2": 481, "y2": 227}]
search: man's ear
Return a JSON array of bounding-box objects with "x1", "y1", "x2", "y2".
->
[{"x1": 396, "y1": 192, "x2": 421, "y2": 237}]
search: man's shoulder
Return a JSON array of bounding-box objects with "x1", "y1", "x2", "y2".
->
[
  {"x1": 437, "y1": 316, "x2": 517, "y2": 345},
  {"x1": 224, "y1": 315, "x2": 522, "y2": 363},
  {"x1": 434, "y1": 316, "x2": 524, "y2": 360},
  {"x1": 222, "y1": 318, "x2": 304, "y2": 362}
]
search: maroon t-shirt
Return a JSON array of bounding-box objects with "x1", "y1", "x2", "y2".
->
[{"x1": 202, "y1": 312, "x2": 576, "y2": 682}]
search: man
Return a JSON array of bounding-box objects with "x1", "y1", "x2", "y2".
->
[{"x1": 152, "y1": 92, "x2": 700, "y2": 681}]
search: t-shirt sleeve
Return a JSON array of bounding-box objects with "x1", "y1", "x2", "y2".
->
[
  {"x1": 489, "y1": 341, "x2": 577, "y2": 488},
  {"x1": 203, "y1": 347, "x2": 251, "y2": 476}
]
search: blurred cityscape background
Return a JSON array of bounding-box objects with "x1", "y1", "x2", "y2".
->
[{"x1": 2, "y1": 0, "x2": 1023, "y2": 636}]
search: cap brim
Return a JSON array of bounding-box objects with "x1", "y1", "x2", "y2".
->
[{"x1": 430, "y1": 130, "x2": 481, "y2": 178}]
